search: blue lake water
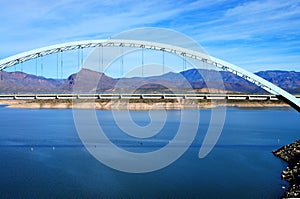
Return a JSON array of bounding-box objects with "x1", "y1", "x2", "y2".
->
[{"x1": 0, "y1": 106, "x2": 299, "y2": 198}]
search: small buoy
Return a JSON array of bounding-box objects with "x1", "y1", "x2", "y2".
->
[
  {"x1": 30, "y1": 147, "x2": 34, "y2": 151},
  {"x1": 52, "y1": 146, "x2": 55, "y2": 150}
]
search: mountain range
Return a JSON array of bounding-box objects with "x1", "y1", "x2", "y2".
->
[{"x1": 0, "y1": 68, "x2": 299, "y2": 94}]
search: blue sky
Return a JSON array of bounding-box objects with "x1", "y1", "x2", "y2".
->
[{"x1": 0, "y1": 0, "x2": 299, "y2": 77}]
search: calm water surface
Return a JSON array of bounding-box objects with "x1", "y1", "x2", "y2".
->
[{"x1": 0, "y1": 106, "x2": 299, "y2": 198}]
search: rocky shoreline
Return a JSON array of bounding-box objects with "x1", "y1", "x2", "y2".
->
[
  {"x1": 0, "y1": 99, "x2": 290, "y2": 110},
  {"x1": 273, "y1": 140, "x2": 300, "y2": 198}
]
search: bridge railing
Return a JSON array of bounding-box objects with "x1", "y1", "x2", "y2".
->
[{"x1": 0, "y1": 93, "x2": 299, "y2": 101}]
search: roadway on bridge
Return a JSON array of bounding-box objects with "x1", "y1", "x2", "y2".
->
[{"x1": 0, "y1": 93, "x2": 299, "y2": 101}]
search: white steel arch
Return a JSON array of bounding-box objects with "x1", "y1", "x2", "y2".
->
[{"x1": 0, "y1": 39, "x2": 299, "y2": 111}]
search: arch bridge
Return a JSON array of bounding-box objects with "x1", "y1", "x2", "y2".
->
[{"x1": 0, "y1": 39, "x2": 299, "y2": 112}]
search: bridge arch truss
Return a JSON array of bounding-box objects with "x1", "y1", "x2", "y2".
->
[{"x1": 0, "y1": 39, "x2": 299, "y2": 111}]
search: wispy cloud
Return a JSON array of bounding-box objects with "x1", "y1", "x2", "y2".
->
[
  {"x1": 0, "y1": 0, "x2": 299, "y2": 72},
  {"x1": 0, "y1": 0, "x2": 189, "y2": 54},
  {"x1": 184, "y1": 0, "x2": 300, "y2": 71}
]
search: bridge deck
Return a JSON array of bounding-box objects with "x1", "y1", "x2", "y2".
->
[{"x1": 0, "y1": 93, "x2": 299, "y2": 100}]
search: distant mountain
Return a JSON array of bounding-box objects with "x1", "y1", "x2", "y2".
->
[
  {"x1": 255, "y1": 70, "x2": 300, "y2": 91},
  {"x1": 180, "y1": 69, "x2": 300, "y2": 94},
  {"x1": 60, "y1": 69, "x2": 117, "y2": 92},
  {"x1": 180, "y1": 69, "x2": 264, "y2": 93},
  {"x1": 0, "y1": 68, "x2": 300, "y2": 94},
  {"x1": 0, "y1": 71, "x2": 64, "y2": 93}
]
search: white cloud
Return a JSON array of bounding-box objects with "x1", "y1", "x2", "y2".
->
[
  {"x1": 0, "y1": 0, "x2": 299, "y2": 74},
  {"x1": 194, "y1": 0, "x2": 300, "y2": 41},
  {"x1": 0, "y1": 0, "x2": 189, "y2": 56}
]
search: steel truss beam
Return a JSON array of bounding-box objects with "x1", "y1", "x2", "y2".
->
[{"x1": 0, "y1": 39, "x2": 299, "y2": 111}]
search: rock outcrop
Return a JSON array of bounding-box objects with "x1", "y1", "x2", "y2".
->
[{"x1": 273, "y1": 140, "x2": 300, "y2": 198}]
